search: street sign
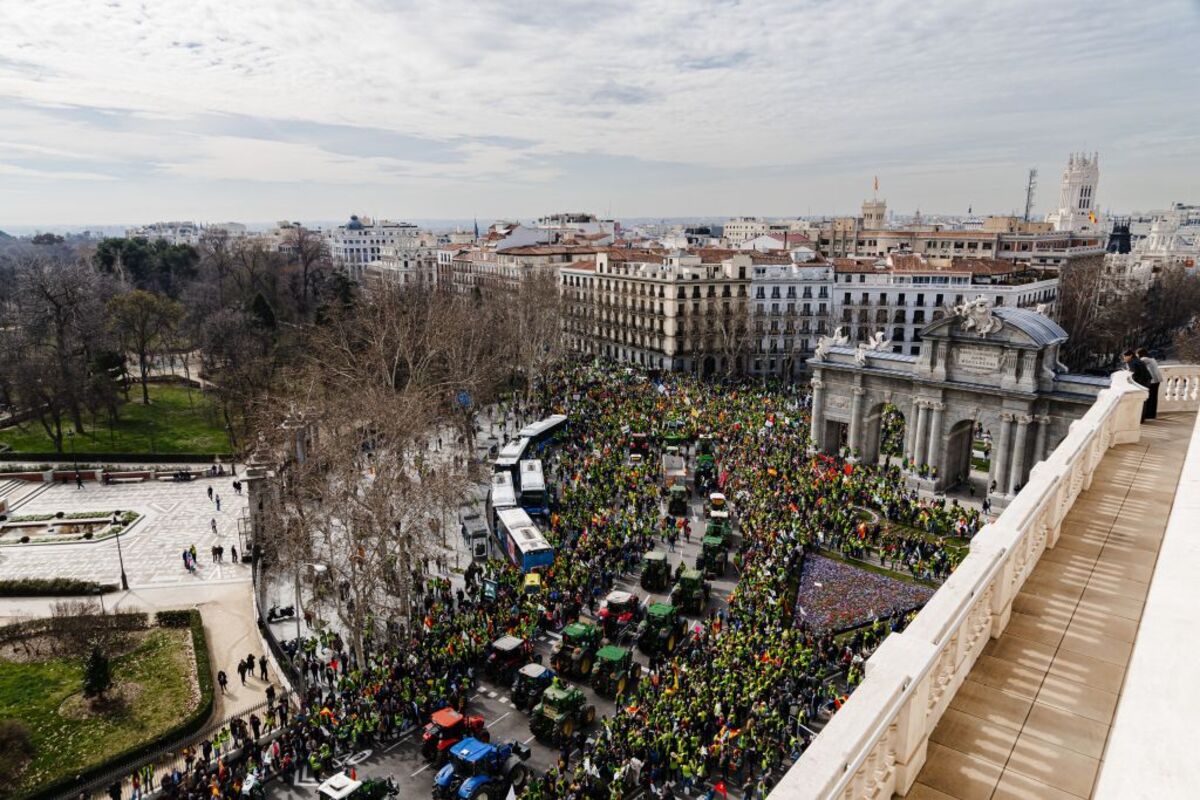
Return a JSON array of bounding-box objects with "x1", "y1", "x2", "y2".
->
[
  {"x1": 456, "y1": 390, "x2": 472, "y2": 408},
  {"x1": 482, "y1": 578, "x2": 498, "y2": 601}
]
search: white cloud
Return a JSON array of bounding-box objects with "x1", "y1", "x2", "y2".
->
[{"x1": 0, "y1": 0, "x2": 1197, "y2": 222}]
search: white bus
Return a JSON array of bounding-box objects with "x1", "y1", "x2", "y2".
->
[
  {"x1": 486, "y1": 471, "x2": 518, "y2": 533},
  {"x1": 517, "y1": 415, "x2": 568, "y2": 453},
  {"x1": 494, "y1": 437, "x2": 531, "y2": 475},
  {"x1": 517, "y1": 459, "x2": 548, "y2": 516},
  {"x1": 494, "y1": 507, "x2": 555, "y2": 572}
]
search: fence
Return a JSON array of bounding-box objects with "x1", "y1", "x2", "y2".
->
[
  {"x1": 1157, "y1": 363, "x2": 1200, "y2": 413},
  {"x1": 770, "y1": 369, "x2": 1158, "y2": 799}
]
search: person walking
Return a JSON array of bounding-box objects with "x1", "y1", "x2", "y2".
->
[
  {"x1": 217, "y1": 670, "x2": 228, "y2": 694},
  {"x1": 258, "y1": 654, "x2": 268, "y2": 681},
  {"x1": 237, "y1": 659, "x2": 248, "y2": 685},
  {"x1": 215, "y1": 493, "x2": 221, "y2": 511},
  {"x1": 75, "y1": 472, "x2": 84, "y2": 490},
  {"x1": 210, "y1": 518, "x2": 217, "y2": 535},
  {"x1": 1137, "y1": 347, "x2": 1163, "y2": 420},
  {"x1": 1122, "y1": 349, "x2": 1155, "y2": 421},
  {"x1": 207, "y1": 485, "x2": 214, "y2": 501},
  {"x1": 231, "y1": 545, "x2": 238, "y2": 563}
]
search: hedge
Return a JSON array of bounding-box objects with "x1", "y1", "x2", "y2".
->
[
  {"x1": 0, "y1": 452, "x2": 232, "y2": 465},
  {"x1": 0, "y1": 578, "x2": 117, "y2": 597},
  {"x1": 24, "y1": 609, "x2": 215, "y2": 800}
]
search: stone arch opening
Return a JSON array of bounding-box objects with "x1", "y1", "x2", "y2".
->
[
  {"x1": 941, "y1": 418, "x2": 976, "y2": 489},
  {"x1": 861, "y1": 401, "x2": 906, "y2": 465}
]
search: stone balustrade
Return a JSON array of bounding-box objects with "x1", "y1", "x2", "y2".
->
[
  {"x1": 1157, "y1": 363, "x2": 1200, "y2": 413},
  {"x1": 770, "y1": 369, "x2": 1174, "y2": 800}
]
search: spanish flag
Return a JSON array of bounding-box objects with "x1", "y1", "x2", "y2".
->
[{"x1": 1088, "y1": 211, "x2": 1098, "y2": 224}]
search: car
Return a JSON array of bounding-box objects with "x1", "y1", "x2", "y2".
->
[
  {"x1": 550, "y1": 622, "x2": 602, "y2": 678},
  {"x1": 529, "y1": 682, "x2": 597, "y2": 744},
  {"x1": 640, "y1": 550, "x2": 670, "y2": 592},
  {"x1": 697, "y1": 535, "x2": 728, "y2": 577},
  {"x1": 511, "y1": 663, "x2": 555, "y2": 712},
  {"x1": 432, "y1": 737, "x2": 532, "y2": 800},
  {"x1": 485, "y1": 635, "x2": 533, "y2": 684},
  {"x1": 422, "y1": 707, "x2": 489, "y2": 763},
  {"x1": 670, "y1": 567, "x2": 711, "y2": 615},
  {"x1": 597, "y1": 589, "x2": 642, "y2": 639},
  {"x1": 591, "y1": 645, "x2": 641, "y2": 699},
  {"x1": 636, "y1": 602, "x2": 687, "y2": 656},
  {"x1": 666, "y1": 484, "x2": 689, "y2": 517}
]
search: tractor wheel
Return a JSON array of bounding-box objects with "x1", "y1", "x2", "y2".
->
[
  {"x1": 469, "y1": 787, "x2": 492, "y2": 800},
  {"x1": 667, "y1": 634, "x2": 677, "y2": 653},
  {"x1": 585, "y1": 705, "x2": 596, "y2": 724},
  {"x1": 509, "y1": 763, "x2": 529, "y2": 790},
  {"x1": 480, "y1": 729, "x2": 491, "y2": 743},
  {"x1": 580, "y1": 656, "x2": 592, "y2": 676},
  {"x1": 561, "y1": 719, "x2": 575, "y2": 739},
  {"x1": 617, "y1": 676, "x2": 627, "y2": 696}
]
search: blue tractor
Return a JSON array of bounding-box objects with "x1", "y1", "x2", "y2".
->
[{"x1": 432, "y1": 737, "x2": 532, "y2": 800}]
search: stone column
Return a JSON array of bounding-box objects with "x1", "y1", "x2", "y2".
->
[
  {"x1": 905, "y1": 395, "x2": 921, "y2": 465},
  {"x1": 810, "y1": 377, "x2": 825, "y2": 451},
  {"x1": 913, "y1": 401, "x2": 929, "y2": 468},
  {"x1": 927, "y1": 401, "x2": 945, "y2": 478},
  {"x1": 993, "y1": 412, "x2": 1013, "y2": 495},
  {"x1": 848, "y1": 386, "x2": 865, "y2": 456},
  {"x1": 1034, "y1": 414, "x2": 1052, "y2": 461},
  {"x1": 1008, "y1": 414, "x2": 1032, "y2": 494}
]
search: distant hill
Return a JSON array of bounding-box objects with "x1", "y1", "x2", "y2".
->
[{"x1": 0, "y1": 229, "x2": 13, "y2": 240}]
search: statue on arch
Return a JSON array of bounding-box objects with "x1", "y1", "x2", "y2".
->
[{"x1": 954, "y1": 296, "x2": 1003, "y2": 336}]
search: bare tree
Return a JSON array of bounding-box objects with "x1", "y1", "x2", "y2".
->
[{"x1": 107, "y1": 289, "x2": 183, "y2": 405}]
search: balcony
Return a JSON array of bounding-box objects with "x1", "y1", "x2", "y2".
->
[{"x1": 774, "y1": 365, "x2": 1200, "y2": 800}]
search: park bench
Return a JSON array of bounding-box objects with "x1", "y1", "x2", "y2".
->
[{"x1": 110, "y1": 476, "x2": 145, "y2": 484}]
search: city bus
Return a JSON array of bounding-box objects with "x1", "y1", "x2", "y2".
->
[
  {"x1": 494, "y1": 437, "x2": 531, "y2": 475},
  {"x1": 494, "y1": 507, "x2": 555, "y2": 572},
  {"x1": 486, "y1": 471, "x2": 518, "y2": 533},
  {"x1": 517, "y1": 415, "x2": 568, "y2": 453},
  {"x1": 517, "y1": 459, "x2": 548, "y2": 516}
]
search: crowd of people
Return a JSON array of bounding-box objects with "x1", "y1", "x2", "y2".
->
[{"x1": 99, "y1": 360, "x2": 986, "y2": 800}]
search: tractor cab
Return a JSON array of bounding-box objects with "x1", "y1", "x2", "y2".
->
[
  {"x1": 512, "y1": 663, "x2": 555, "y2": 711},
  {"x1": 667, "y1": 484, "x2": 689, "y2": 517},
  {"x1": 629, "y1": 432, "x2": 650, "y2": 463},
  {"x1": 706, "y1": 492, "x2": 729, "y2": 521},
  {"x1": 697, "y1": 535, "x2": 728, "y2": 577},
  {"x1": 592, "y1": 645, "x2": 642, "y2": 699},
  {"x1": 530, "y1": 682, "x2": 597, "y2": 744},
  {"x1": 670, "y1": 567, "x2": 712, "y2": 615},
  {"x1": 486, "y1": 635, "x2": 533, "y2": 683},
  {"x1": 422, "y1": 707, "x2": 488, "y2": 763},
  {"x1": 705, "y1": 518, "x2": 733, "y2": 547},
  {"x1": 636, "y1": 602, "x2": 687, "y2": 656},
  {"x1": 640, "y1": 550, "x2": 670, "y2": 592},
  {"x1": 550, "y1": 622, "x2": 602, "y2": 678},
  {"x1": 598, "y1": 589, "x2": 641, "y2": 638}
]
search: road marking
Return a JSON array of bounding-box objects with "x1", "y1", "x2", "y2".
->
[
  {"x1": 411, "y1": 763, "x2": 433, "y2": 777},
  {"x1": 470, "y1": 693, "x2": 480, "y2": 700},
  {"x1": 485, "y1": 711, "x2": 511, "y2": 728},
  {"x1": 522, "y1": 734, "x2": 536, "y2": 744}
]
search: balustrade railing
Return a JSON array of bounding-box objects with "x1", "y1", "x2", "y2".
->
[{"x1": 769, "y1": 368, "x2": 1192, "y2": 799}]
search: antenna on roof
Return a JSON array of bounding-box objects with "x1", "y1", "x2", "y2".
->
[{"x1": 1023, "y1": 168, "x2": 1038, "y2": 222}]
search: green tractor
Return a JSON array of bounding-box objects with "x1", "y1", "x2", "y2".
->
[
  {"x1": 662, "y1": 418, "x2": 691, "y2": 448},
  {"x1": 669, "y1": 567, "x2": 712, "y2": 615},
  {"x1": 666, "y1": 484, "x2": 689, "y2": 518},
  {"x1": 705, "y1": 518, "x2": 734, "y2": 548},
  {"x1": 591, "y1": 645, "x2": 641, "y2": 699},
  {"x1": 697, "y1": 535, "x2": 728, "y2": 578},
  {"x1": 695, "y1": 435, "x2": 716, "y2": 491},
  {"x1": 636, "y1": 602, "x2": 688, "y2": 656},
  {"x1": 529, "y1": 682, "x2": 596, "y2": 744},
  {"x1": 550, "y1": 622, "x2": 602, "y2": 679},
  {"x1": 640, "y1": 550, "x2": 671, "y2": 592}
]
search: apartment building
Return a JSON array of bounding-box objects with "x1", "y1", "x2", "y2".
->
[
  {"x1": 450, "y1": 244, "x2": 601, "y2": 296},
  {"x1": 749, "y1": 259, "x2": 835, "y2": 378},
  {"x1": 328, "y1": 215, "x2": 420, "y2": 278},
  {"x1": 833, "y1": 255, "x2": 1060, "y2": 356}
]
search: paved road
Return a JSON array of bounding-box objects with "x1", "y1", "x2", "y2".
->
[{"x1": 268, "y1": 486, "x2": 738, "y2": 799}]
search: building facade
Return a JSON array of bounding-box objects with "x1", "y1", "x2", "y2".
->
[
  {"x1": 748, "y1": 260, "x2": 834, "y2": 378},
  {"x1": 1046, "y1": 152, "x2": 1101, "y2": 233},
  {"x1": 328, "y1": 215, "x2": 420, "y2": 278}
]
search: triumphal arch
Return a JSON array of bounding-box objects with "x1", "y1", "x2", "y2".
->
[{"x1": 808, "y1": 299, "x2": 1109, "y2": 507}]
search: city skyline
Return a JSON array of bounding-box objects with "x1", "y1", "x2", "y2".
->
[{"x1": 1, "y1": 0, "x2": 1198, "y2": 226}]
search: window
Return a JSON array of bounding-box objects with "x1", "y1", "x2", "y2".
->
[
  {"x1": 897, "y1": 293, "x2": 906, "y2": 304},
  {"x1": 844, "y1": 292, "x2": 851, "y2": 304},
  {"x1": 915, "y1": 293, "x2": 924, "y2": 306},
  {"x1": 861, "y1": 292, "x2": 869, "y2": 303},
  {"x1": 935, "y1": 293, "x2": 943, "y2": 306}
]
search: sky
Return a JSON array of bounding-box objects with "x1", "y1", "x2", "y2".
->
[{"x1": 1, "y1": 0, "x2": 1198, "y2": 228}]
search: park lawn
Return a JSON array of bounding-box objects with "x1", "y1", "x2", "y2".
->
[
  {"x1": 0, "y1": 627, "x2": 198, "y2": 795},
  {"x1": 0, "y1": 384, "x2": 229, "y2": 455}
]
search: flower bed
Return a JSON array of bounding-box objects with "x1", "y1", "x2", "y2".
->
[
  {"x1": 0, "y1": 511, "x2": 142, "y2": 546},
  {"x1": 794, "y1": 554, "x2": 935, "y2": 634}
]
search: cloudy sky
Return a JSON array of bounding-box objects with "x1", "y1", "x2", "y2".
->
[{"x1": 1, "y1": 0, "x2": 1197, "y2": 227}]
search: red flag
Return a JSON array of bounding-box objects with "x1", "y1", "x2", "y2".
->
[{"x1": 715, "y1": 780, "x2": 729, "y2": 797}]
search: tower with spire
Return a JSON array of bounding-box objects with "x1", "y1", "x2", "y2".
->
[{"x1": 1046, "y1": 152, "x2": 1100, "y2": 232}]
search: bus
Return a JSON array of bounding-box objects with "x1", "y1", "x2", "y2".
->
[
  {"x1": 494, "y1": 507, "x2": 555, "y2": 572},
  {"x1": 517, "y1": 415, "x2": 568, "y2": 453},
  {"x1": 486, "y1": 471, "x2": 518, "y2": 533},
  {"x1": 494, "y1": 437, "x2": 531, "y2": 475},
  {"x1": 517, "y1": 459, "x2": 548, "y2": 516}
]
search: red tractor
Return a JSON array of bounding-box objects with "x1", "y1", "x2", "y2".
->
[
  {"x1": 421, "y1": 707, "x2": 488, "y2": 763},
  {"x1": 597, "y1": 589, "x2": 642, "y2": 641}
]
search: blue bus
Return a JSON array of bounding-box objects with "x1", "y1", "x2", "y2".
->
[
  {"x1": 517, "y1": 459, "x2": 548, "y2": 516},
  {"x1": 517, "y1": 415, "x2": 568, "y2": 453},
  {"x1": 494, "y1": 437, "x2": 531, "y2": 475},
  {"x1": 486, "y1": 471, "x2": 518, "y2": 534},
  {"x1": 494, "y1": 507, "x2": 555, "y2": 572}
]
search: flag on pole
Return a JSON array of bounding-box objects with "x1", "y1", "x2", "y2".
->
[{"x1": 873, "y1": 175, "x2": 879, "y2": 192}]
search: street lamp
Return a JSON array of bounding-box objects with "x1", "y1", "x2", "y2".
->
[
  {"x1": 67, "y1": 430, "x2": 77, "y2": 474},
  {"x1": 112, "y1": 509, "x2": 129, "y2": 591}
]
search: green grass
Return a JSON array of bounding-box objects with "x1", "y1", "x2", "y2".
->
[
  {"x1": 0, "y1": 384, "x2": 230, "y2": 455},
  {"x1": 0, "y1": 627, "x2": 198, "y2": 795}
]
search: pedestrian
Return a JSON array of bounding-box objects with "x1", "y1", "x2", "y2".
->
[
  {"x1": 259, "y1": 654, "x2": 268, "y2": 681},
  {"x1": 217, "y1": 670, "x2": 228, "y2": 694},
  {"x1": 207, "y1": 485, "x2": 214, "y2": 501},
  {"x1": 237, "y1": 660, "x2": 247, "y2": 685},
  {"x1": 211, "y1": 518, "x2": 217, "y2": 534},
  {"x1": 1122, "y1": 349, "x2": 1155, "y2": 421},
  {"x1": 266, "y1": 683, "x2": 276, "y2": 706},
  {"x1": 75, "y1": 472, "x2": 83, "y2": 490},
  {"x1": 211, "y1": 545, "x2": 219, "y2": 564},
  {"x1": 215, "y1": 493, "x2": 221, "y2": 511},
  {"x1": 1137, "y1": 347, "x2": 1163, "y2": 420},
  {"x1": 231, "y1": 545, "x2": 238, "y2": 563}
]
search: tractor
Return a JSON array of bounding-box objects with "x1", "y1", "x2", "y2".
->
[
  {"x1": 695, "y1": 435, "x2": 716, "y2": 491},
  {"x1": 529, "y1": 682, "x2": 597, "y2": 744},
  {"x1": 485, "y1": 635, "x2": 534, "y2": 685},
  {"x1": 636, "y1": 602, "x2": 688, "y2": 656},
  {"x1": 705, "y1": 518, "x2": 734, "y2": 548},
  {"x1": 662, "y1": 417, "x2": 691, "y2": 448},
  {"x1": 697, "y1": 535, "x2": 728, "y2": 578},
  {"x1": 628, "y1": 432, "x2": 650, "y2": 463},
  {"x1": 640, "y1": 550, "x2": 671, "y2": 592},
  {"x1": 432, "y1": 737, "x2": 532, "y2": 800},
  {"x1": 422, "y1": 707, "x2": 488, "y2": 763},
  {"x1": 666, "y1": 484, "x2": 689, "y2": 517},
  {"x1": 591, "y1": 645, "x2": 641, "y2": 699},
  {"x1": 550, "y1": 622, "x2": 601, "y2": 678},
  {"x1": 669, "y1": 567, "x2": 712, "y2": 615},
  {"x1": 705, "y1": 492, "x2": 730, "y2": 522},
  {"x1": 597, "y1": 589, "x2": 642, "y2": 640},
  {"x1": 511, "y1": 663, "x2": 555, "y2": 712}
]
